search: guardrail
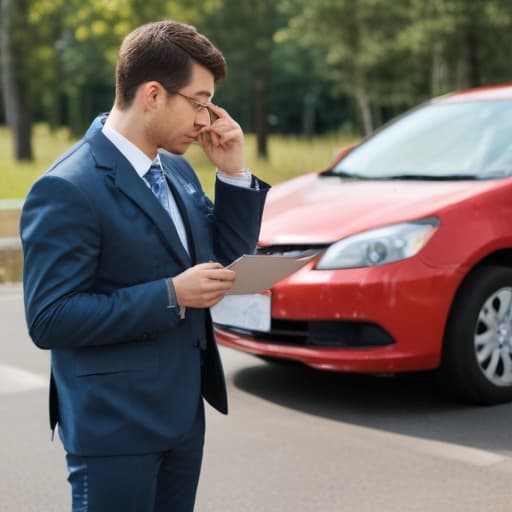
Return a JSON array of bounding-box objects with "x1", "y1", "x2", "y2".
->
[
  {"x1": 0, "y1": 236, "x2": 22, "y2": 282},
  {"x1": 0, "y1": 199, "x2": 24, "y2": 210},
  {"x1": 0, "y1": 201, "x2": 23, "y2": 282}
]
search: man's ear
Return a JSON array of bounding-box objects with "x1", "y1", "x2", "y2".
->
[{"x1": 139, "y1": 81, "x2": 165, "y2": 111}]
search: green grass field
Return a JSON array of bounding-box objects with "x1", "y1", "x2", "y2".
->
[{"x1": 0, "y1": 124, "x2": 356, "y2": 200}]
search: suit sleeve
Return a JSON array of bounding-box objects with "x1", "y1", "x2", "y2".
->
[
  {"x1": 162, "y1": 154, "x2": 270, "y2": 266},
  {"x1": 20, "y1": 175, "x2": 180, "y2": 350},
  {"x1": 212, "y1": 176, "x2": 270, "y2": 265}
]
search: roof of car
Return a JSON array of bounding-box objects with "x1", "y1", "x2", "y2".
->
[{"x1": 434, "y1": 84, "x2": 512, "y2": 103}]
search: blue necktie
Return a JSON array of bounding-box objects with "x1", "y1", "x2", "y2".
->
[
  {"x1": 144, "y1": 164, "x2": 189, "y2": 253},
  {"x1": 145, "y1": 164, "x2": 171, "y2": 212}
]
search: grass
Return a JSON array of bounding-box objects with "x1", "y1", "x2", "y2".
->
[
  {"x1": 0, "y1": 124, "x2": 357, "y2": 200},
  {"x1": 0, "y1": 125, "x2": 74, "y2": 201}
]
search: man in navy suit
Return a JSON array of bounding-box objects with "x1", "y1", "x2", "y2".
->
[{"x1": 20, "y1": 20, "x2": 269, "y2": 511}]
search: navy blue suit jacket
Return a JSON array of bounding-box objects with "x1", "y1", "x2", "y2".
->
[{"x1": 20, "y1": 125, "x2": 269, "y2": 456}]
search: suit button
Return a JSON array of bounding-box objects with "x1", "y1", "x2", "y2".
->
[{"x1": 192, "y1": 339, "x2": 200, "y2": 347}]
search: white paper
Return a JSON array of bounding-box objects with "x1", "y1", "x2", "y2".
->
[{"x1": 226, "y1": 252, "x2": 318, "y2": 295}]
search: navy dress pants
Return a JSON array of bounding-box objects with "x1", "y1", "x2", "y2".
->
[{"x1": 65, "y1": 403, "x2": 205, "y2": 512}]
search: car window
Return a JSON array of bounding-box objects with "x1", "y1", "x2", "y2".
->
[{"x1": 334, "y1": 101, "x2": 512, "y2": 179}]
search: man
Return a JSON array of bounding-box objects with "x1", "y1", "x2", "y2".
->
[{"x1": 20, "y1": 20, "x2": 269, "y2": 511}]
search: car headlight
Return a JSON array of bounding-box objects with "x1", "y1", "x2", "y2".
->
[{"x1": 316, "y1": 217, "x2": 439, "y2": 270}]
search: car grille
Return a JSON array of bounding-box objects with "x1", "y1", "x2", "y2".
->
[
  {"x1": 256, "y1": 244, "x2": 328, "y2": 257},
  {"x1": 218, "y1": 319, "x2": 395, "y2": 348}
]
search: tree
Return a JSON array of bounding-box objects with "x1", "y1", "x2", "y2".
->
[
  {"x1": 51, "y1": 0, "x2": 194, "y2": 135},
  {"x1": 198, "y1": 0, "x2": 286, "y2": 159},
  {"x1": 4, "y1": 0, "x2": 512, "y2": 154},
  {"x1": 0, "y1": 0, "x2": 33, "y2": 160},
  {"x1": 281, "y1": 0, "x2": 512, "y2": 135},
  {"x1": 405, "y1": 0, "x2": 512, "y2": 93},
  {"x1": 281, "y1": 0, "x2": 417, "y2": 135}
]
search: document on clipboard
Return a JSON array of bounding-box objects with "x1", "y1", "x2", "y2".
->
[{"x1": 225, "y1": 252, "x2": 319, "y2": 295}]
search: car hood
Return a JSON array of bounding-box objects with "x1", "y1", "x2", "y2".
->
[{"x1": 259, "y1": 173, "x2": 502, "y2": 245}]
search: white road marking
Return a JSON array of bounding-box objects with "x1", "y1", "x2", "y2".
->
[
  {"x1": 359, "y1": 423, "x2": 508, "y2": 467},
  {"x1": 0, "y1": 363, "x2": 47, "y2": 394}
]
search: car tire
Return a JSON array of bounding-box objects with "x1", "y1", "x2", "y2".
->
[{"x1": 440, "y1": 264, "x2": 512, "y2": 405}]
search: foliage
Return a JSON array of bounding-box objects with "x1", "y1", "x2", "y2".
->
[
  {"x1": 279, "y1": 0, "x2": 512, "y2": 132},
  {"x1": 27, "y1": 0, "x2": 193, "y2": 134},
  {"x1": 1, "y1": 0, "x2": 512, "y2": 162}
]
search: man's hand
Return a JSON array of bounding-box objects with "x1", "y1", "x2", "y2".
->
[
  {"x1": 172, "y1": 262, "x2": 236, "y2": 308},
  {"x1": 198, "y1": 104, "x2": 246, "y2": 176}
]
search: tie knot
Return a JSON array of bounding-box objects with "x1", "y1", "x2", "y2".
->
[{"x1": 145, "y1": 164, "x2": 164, "y2": 188}]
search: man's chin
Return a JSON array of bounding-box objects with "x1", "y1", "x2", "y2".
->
[{"x1": 159, "y1": 144, "x2": 188, "y2": 156}]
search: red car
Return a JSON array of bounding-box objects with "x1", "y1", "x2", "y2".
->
[{"x1": 212, "y1": 84, "x2": 512, "y2": 405}]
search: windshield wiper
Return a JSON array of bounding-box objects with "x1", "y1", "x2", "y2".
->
[
  {"x1": 379, "y1": 174, "x2": 478, "y2": 181},
  {"x1": 321, "y1": 171, "x2": 482, "y2": 181},
  {"x1": 321, "y1": 169, "x2": 369, "y2": 179}
]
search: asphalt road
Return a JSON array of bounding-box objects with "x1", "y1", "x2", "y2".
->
[{"x1": 2, "y1": 283, "x2": 512, "y2": 511}]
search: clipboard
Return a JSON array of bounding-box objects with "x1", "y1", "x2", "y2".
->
[{"x1": 226, "y1": 252, "x2": 319, "y2": 295}]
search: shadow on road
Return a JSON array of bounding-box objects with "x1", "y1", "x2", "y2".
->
[{"x1": 233, "y1": 357, "x2": 512, "y2": 453}]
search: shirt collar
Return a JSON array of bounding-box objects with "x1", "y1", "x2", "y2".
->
[{"x1": 102, "y1": 124, "x2": 160, "y2": 177}]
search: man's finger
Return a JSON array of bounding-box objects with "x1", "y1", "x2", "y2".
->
[
  {"x1": 200, "y1": 280, "x2": 234, "y2": 295},
  {"x1": 204, "y1": 269, "x2": 236, "y2": 281},
  {"x1": 195, "y1": 262, "x2": 224, "y2": 271},
  {"x1": 216, "y1": 128, "x2": 241, "y2": 145},
  {"x1": 199, "y1": 130, "x2": 221, "y2": 148},
  {"x1": 207, "y1": 103, "x2": 228, "y2": 119}
]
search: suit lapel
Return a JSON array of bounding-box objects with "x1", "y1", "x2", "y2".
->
[
  {"x1": 89, "y1": 131, "x2": 191, "y2": 269},
  {"x1": 164, "y1": 176, "x2": 197, "y2": 264}
]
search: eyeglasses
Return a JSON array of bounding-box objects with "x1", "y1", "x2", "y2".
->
[{"x1": 173, "y1": 91, "x2": 218, "y2": 124}]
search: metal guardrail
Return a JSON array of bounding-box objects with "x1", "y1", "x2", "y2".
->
[
  {"x1": 0, "y1": 199, "x2": 24, "y2": 210},
  {"x1": 0, "y1": 208, "x2": 21, "y2": 238},
  {"x1": 0, "y1": 202, "x2": 23, "y2": 281},
  {"x1": 0, "y1": 237, "x2": 22, "y2": 282},
  {"x1": 0, "y1": 237, "x2": 21, "y2": 249}
]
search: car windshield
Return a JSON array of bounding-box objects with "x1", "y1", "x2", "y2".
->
[{"x1": 332, "y1": 101, "x2": 512, "y2": 180}]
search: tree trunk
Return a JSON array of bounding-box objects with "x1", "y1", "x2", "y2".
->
[
  {"x1": 355, "y1": 86, "x2": 373, "y2": 136},
  {"x1": 0, "y1": 0, "x2": 33, "y2": 161},
  {"x1": 303, "y1": 90, "x2": 317, "y2": 138},
  {"x1": 251, "y1": 0, "x2": 274, "y2": 160},
  {"x1": 466, "y1": 28, "x2": 481, "y2": 88},
  {"x1": 431, "y1": 46, "x2": 448, "y2": 97},
  {"x1": 254, "y1": 74, "x2": 268, "y2": 159}
]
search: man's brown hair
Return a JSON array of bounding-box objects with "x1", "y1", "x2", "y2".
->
[{"x1": 115, "y1": 20, "x2": 227, "y2": 109}]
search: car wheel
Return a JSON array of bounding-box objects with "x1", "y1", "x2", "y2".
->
[{"x1": 440, "y1": 264, "x2": 512, "y2": 405}]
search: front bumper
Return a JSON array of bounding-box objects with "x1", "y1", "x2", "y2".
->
[{"x1": 215, "y1": 257, "x2": 459, "y2": 373}]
